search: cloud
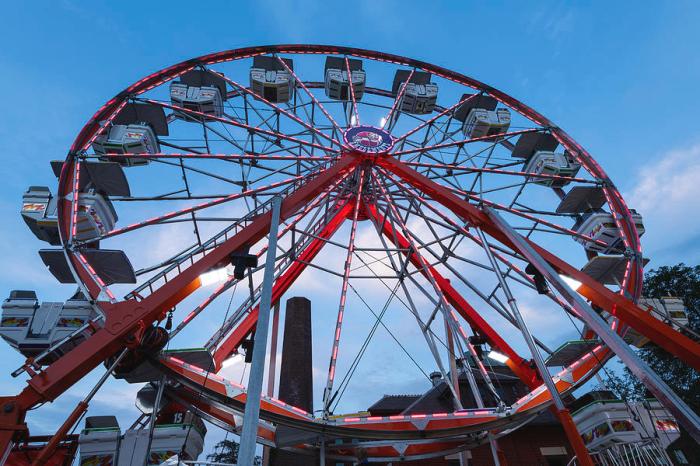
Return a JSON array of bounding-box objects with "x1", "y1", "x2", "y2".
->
[{"x1": 626, "y1": 143, "x2": 700, "y2": 263}]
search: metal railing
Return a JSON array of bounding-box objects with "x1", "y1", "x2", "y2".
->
[
  {"x1": 125, "y1": 159, "x2": 333, "y2": 302},
  {"x1": 567, "y1": 439, "x2": 673, "y2": 466}
]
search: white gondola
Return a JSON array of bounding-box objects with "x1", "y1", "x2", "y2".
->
[
  {"x1": 624, "y1": 297, "x2": 689, "y2": 347},
  {"x1": 75, "y1": 192, "x2": 117, "y2": 242},
  {"x1": 324, "y1": 57, "x2": 366, "y2": 101},
  {"x1": 21, "y1": 186, "x2": 116, "y2": 244},
  {"x1": 78, "y1": 417, "x2": 122, "y2": 466},
  {"x1": 522, "y1": 150, "x2": 581, "y2": 187},
  {"x1": 0, "y1": 290, "x2": 96, "y2": 360},
  {"x1": 250, "y1": 68, "x2": 294, "y2": 103},
  {"x1": 250, "y1": 57, "x2": 295, "y2": 103},
  {"x1": 572, "y1": 391, "x2": 680, "y2": 451},
  {"x1": 170, "y1": 83, "x2": 223, "y2": 118},
  {"x1": 398, "y1": 81, "x2": 438, "y2": 115},
  {"x1": 92, "y1": 124, "x2": 160, "y2": 166},
  {"x1": 464, "y1": 108, "x2": 511, "y2": 138},
  {"x1": 325, "y1": 68, "x2": 366, "y2": 101},
  {"x1": 169, "y1": 69, "x2": 226, "y2": 120},
  {"x1": 79, "y1": 412, "x2": 206, "y2": 465},
  {"x1": 21, "y1": 186, "x2": 59, "y2": 245},
  {"x1": 573, "y1": 208, "x2": 645, "y2": 254}
]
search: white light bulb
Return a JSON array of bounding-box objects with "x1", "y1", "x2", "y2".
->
[
  {"x1": 559, "y1": 274, "x2": 582, "y2": 291},
  {"x1": 199, "y1": 267, "x2": 229, "y2": 286},
  {"x1": 487, "y1": 350, "x2": 509, "y2": 364}
]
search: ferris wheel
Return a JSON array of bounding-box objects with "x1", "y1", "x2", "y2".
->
[{"x1": 1, "y1": 44, "x2": 699, "y2": 464}]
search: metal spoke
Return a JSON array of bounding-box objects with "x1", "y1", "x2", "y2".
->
[
  {"x1": 344, "y1": 56, "x2": 360, "y2": 126},
  {"x1": 81, "y1": 175, "x2": 304, "y2": 244},
  {"x1": 139, "y1": 97, "x2": 337, "y2": 154},
  {"x1": 209, "y1": 69, "x2": 343, "y2": 148},
  {"x1": 392, "y1": 93, "x2": 477, "y2": 145},
  {"x1": 322, "y1": 167, "x2": 365, "y2": 416},
  {"x1": 276, "y1": 56, "x2": 345, "y2": 136},
  {"x1": 391, "y1": 128, "x2": 539, "y2": 157}
]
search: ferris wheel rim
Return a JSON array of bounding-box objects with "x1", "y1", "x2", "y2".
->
[
  {"x1": 38, "y1": 44, "x2": 660, "y2": 461},
  {"x1": 56, "y1": 44, "x2": 643, "y2": 302}
]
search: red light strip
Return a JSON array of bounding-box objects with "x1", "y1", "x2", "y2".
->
[
  {"x1": 445, "y1": 185, "x2": 609, "y2": 247},
  {"x1": 370, "y1": 170, "x2": 473, "y2": 360},
  {"x1": 92, "y1": 153, "x2": 332, "y2": 161},
  {"x1": 344, "y1": 56, "x2": 360, "y2": 126},
  {"x1": 76, "y1": 253, "x2": 115, "y2": 301},
  {"x1": 391, "y1": 128, "x2": 539, "y2": 157},
  {"x1": 323, "y1": 167, "x2": 366, "y2": 410},
  {"x1": 392, "y1": 93, "x2": 478, "y2": 144},
  {"x1": 79, "y1": 100, "x2": 128, "y2": 152},
  {"x1": 214, "y1": 73, "x2": 343, "y2": 148},
  {"x1": 70, "y1": 161, "x2": 81, "y2": 239},
  {"x1": 141, "y1": 98, "x2": 336, "y2": 155},
  {"x1": 276, "y1": 56, "x2": 344, "y2": 135},
  {"x1": 402, "y1": 160, "x2": 592, "y2": 184},
  {"x1": 97, "y1": 174, "x2": 305, "y2": 241},
  {"x1": 177, "y1": 178, "x2": 342, "y2": 331},
  {"x1": 382, "y1": 69, "x2": 414, "y2": 129}
]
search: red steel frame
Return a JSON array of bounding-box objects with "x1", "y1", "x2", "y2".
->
[
  {"x1": 364, "y1": 203, "x2": 540, "y2": 389},
  {"x1": 375, "y1": 156, "x2": 700, "y2": 371},
  {"x1": 211, "y1": 198, "x2": 355, "y2": 369},
  {"x1": 1, "y1": 45, "x2": 697, "y2": 464}
]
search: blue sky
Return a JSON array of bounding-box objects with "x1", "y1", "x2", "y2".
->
[{"x1": 1, "y1": 0, "x2": 699, "y2": 460}]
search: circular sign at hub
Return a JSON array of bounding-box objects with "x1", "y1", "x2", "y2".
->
[{"x1": 344, "y1": 125, "x2": 394, "y2": 154}]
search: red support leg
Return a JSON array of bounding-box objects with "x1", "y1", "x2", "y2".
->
[
  {"x1": 376, "y1": 155, "x2": 700, "y2": 371},
  {"x1": 0, "y1": 156, "x2": 361, "y2": 461},
  {"x1": 212, "y1": 200, "x2": 354, "y2": 369},
  {"x1": 364, "y1": 203, "x2": 540, "y2": 389}
]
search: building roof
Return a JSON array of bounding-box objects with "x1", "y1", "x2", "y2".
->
[
  {"x1": 367, "y1": 394, "x2": 422, "y2": 416},
  {"x1": 366, "y1": 362, "x2": 569, "y2": 427}
]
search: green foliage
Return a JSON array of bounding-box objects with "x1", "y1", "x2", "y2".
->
[
  {"x1": 595, "y1": 264, "x2": 700, "y2": 456},
  {"x1": 634, "y1": 264, "x2": 700, "y2": 412},
  {"x1": 207, "y1": 438, "x2": 261, "y2": 465}
]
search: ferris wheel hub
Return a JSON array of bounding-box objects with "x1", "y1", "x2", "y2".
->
[{"x1": 343, "y1": 125, "x2": 394, "y2": 155}]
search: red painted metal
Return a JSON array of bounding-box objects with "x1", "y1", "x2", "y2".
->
[
  {"x1": 390, "y1": 128, "x2": 538, "y2": 157},
  {"x1": 215, "y1": 74, "x2": 341, "y2": 147},
  {"x1": 4, "y1": 435, "x2": 78, "y2": 466},
  {"x1": 182, "y1": 178, "x2": 344, "y2": 334},
  {"x1": 142, "y1": 98, "x2": 335, "y2": 154},
  {"x1": 29, "y1": 402, "x2": 87, "y2": 466},
  {"x1": 0, "y1": 44, "x2": 661, "y2": 461},
  {"x1": 364, "y1": 203, "x2": 540, "y2": 389},
  {"x1": 102, "y1": 174, "x2": 306, "y2": 241},
  {"x1": 391, "y1": 93, "x2": 477, "y2": 144},
  {"x1": 383, "y1": 69, "x2": 414, "y2": 129},
  {"x1": 376, "y1": 155, "x2": 700, "y2": 371},
  {"x1": 555, "y1": 408, "x2": 595, "y2": 466},
  {"x1": 0, "y1": 155, "x2": 360, "y2": 462},
  {"x1": 344, "y1": 56, "x2": 360, "y2": 126},
  {"x1": 212, "y1": 199, "x2": 355, "y2": 369}
]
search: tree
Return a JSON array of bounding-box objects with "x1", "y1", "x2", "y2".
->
[
  {"x1": 599, "y1": 264, "x2": 700, "y2": 460},
  {"x1": 605, "y1": 265, "x2": 700, "y2": 408},
  {"x1": 207, "y1": 438, "x2": 261, "y2": 465}
]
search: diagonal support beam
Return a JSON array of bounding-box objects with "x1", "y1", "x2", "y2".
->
[
  {"x1": 376, "y1": 155, "x2": 700, "y2": 372},
  {"x1": 212, "y1": 199, "x2": 354, "y2": 369},
  {"x1": 364, "y1": 203, "x2": 540, "y2": 388},
  {"x1": 486, "y1": 206, "x2": 700, "y2": 443},
  {"x1": 11, "y1": 155, "x2": 359, "y2": 413}
]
